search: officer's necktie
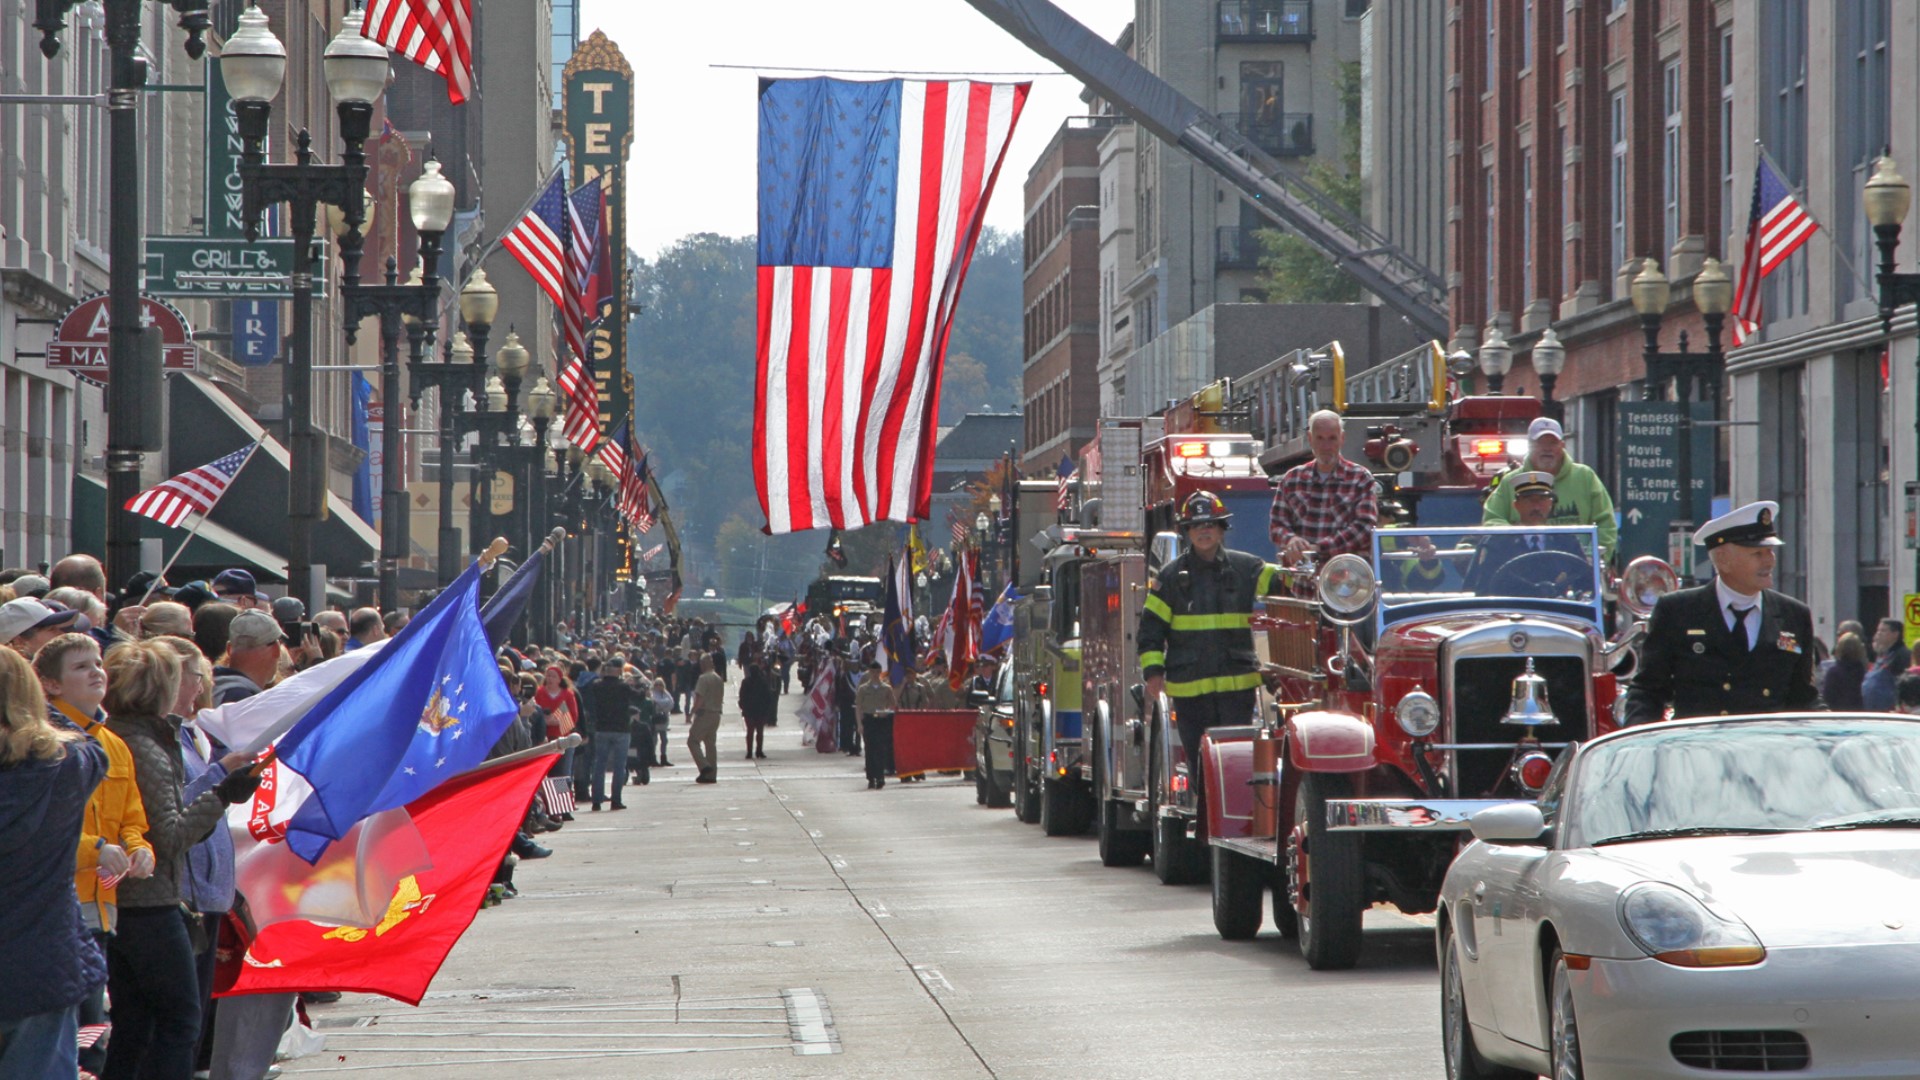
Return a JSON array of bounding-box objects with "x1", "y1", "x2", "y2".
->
[{"x1": 1729, "y1": 605, "x2": 1754, "y2": 650}]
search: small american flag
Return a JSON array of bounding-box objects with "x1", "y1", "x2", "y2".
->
[
  {"x1": 950, "y1": 517, "x2": 968, "y2": 548},
  {"x1": 538, "y1": 776, "x2": 574, "y2": 817},
  {"x1": 1053, "y1": 453, "x2": 1075, "y2": 511},
  {"x1": 1730, "y1": 157, "x2": 1817, "y2": 346},
  {"x1": 77, "y1": 1022, "x2": 109, "y2": 1050},
  {"x1": 362, "y1": 0, "x2": 472, "y2": 105},
  {"x1": 125, "y1": 443, "x2": 259, "y2": 528}
]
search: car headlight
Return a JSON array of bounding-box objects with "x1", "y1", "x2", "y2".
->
[
  {"x1": 1318, "y1": 553, "x2": 1377, "y2": 616},
  {"x1": 1619, "y1": 882, "x2": 1765, "y2": 967},
  {"x1": 1394, "y1": 690, "x2": 1440, "y2": 738},
  {"x1": 1619, "y1": 556, "x2": 1679, "y2": 618}
]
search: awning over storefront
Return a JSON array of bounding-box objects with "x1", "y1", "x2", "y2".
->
[{"x1": 167, "y1": 372, "x2": 379, "y2": 579}]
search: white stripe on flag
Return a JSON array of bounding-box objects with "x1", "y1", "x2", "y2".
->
[
  {"x1": 764, "y1": 268, "x2": 795, "y2": 534},
  {"x1": 806, "y1": 267, "x2": 833, "y2": 528}
]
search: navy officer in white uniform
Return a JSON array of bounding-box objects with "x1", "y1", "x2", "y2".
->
[{"x1": 1623, "y1": 501, "x2": 1820, "y2": 725}]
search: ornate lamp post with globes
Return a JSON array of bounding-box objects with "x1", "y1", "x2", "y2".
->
[
  {"x1": 224, "y1": 3, "x2": 390, "y2": 609},
  {"x1": 1477, "y1": 325, "x2": 1512, "y2": 394},
  {"x1": 1631, "y1": 256, "x2": 1733, "y2": 566},
  {"x1": 1530, "y1": 328, "x2": 1567, "y2": 421},
  {"x1": 1864, "y1": 155, "x2": 1920, "y2": 588}
]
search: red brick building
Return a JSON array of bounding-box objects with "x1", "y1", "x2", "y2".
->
[
  {"x1": 1021, "y1": 118, "x2": 1106, "y2": 473},
  {"x1": 1448, "y1": 0, "x2": 1729, "y2": 492}
]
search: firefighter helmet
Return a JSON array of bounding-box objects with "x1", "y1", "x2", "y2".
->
[{"x1": 1177, "y1": 490, "x2": 1232, "y2": 530}]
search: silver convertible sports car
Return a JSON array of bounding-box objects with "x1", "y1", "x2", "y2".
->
[{"x1": 1438, "y1": 715, "x2": 1920, "y2": 1080}]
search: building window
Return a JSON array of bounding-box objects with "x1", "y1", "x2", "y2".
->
[
  {"x1": 1522, "y1": 0, "x2": 1535, "y2": 72},
  {"x1": 1610, "y1": 90, "x2": 1628, "y2": 283},
  {"x1": 1485, "y1": 0, "x2": 1497, "y2": 88},
  {"x1": 1663, "y1": 61, "x2": 1682, "y2": 260},
  {"x1": 1561, "y1": 124, "x2": 1575, "y2": 294},
  {"x1": 1720, "y1": 27, "x2": 1735, "y2": 252},
  {"x1": 1840, "y1": 0, "x2": 1890, "y2": 305},
  {"x1": 1485, "y1": 166, "x2": 1497, "y2": 321},
  {"x1": 1762, "y1": 0, "x2": 1809, "y2": 321},
  {"x1": 1849, "y1": 350, "x2": 1890, "y2": 603},
  {"x1": 1522, "y1": 149, "x2": 1534, "y2": 298},
  {"x1": 1768, "y1": 364, "x2": 1808, "y2": 601}
]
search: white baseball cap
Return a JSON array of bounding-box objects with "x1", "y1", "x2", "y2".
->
[
  {"x1": 1527, "y1": 417, "x2": 1565, "y2": 442},
  {"x1": 0, "y1": 597, "x2": 84, "y2": 644}
]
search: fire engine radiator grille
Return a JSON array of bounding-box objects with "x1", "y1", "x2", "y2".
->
[
  {"x1": 1669, "y1": 1030, "x2": 1810, "y2": 1071},
  {"x1": 1447, "y1": 655, "x2": 1589, "y2": 797}
]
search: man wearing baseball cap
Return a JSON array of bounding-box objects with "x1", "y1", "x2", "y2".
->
[
  {"x1": 211, "y1": 610, "x2": 285, "y2": 704},
  {"x1": 1481, "y1": 416, "x2": 1619, "y2": 563},
  {"x1": 1623, "y1": 501, "x2": 1819, "y2": 725},
  {"x1": 212, "y1": 568, "x2": 265, "y2": 610},
  {"x1": 0, "y1": 597, "x2": 87, "y2": 657}
]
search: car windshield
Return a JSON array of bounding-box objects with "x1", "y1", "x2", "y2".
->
[
  {"x1": 1374, "y1": 525, "x2": 1602, "y2": 626},
  {"x1": 1568, "y1": 719, "x2": 1920, "y2": 846}
]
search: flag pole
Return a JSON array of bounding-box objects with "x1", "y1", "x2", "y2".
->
[{"x1": 141, "y1": 434, "x2": 269, "y2": 605}]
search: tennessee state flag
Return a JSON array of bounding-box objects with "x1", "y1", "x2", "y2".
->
[{"x1": 216, "y1": 751, "x2": 554, "y2": 1004}]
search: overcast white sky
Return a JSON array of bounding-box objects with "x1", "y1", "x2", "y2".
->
[{"x1": 578, "y1": 0, "x2": 1133, "y2": 260}]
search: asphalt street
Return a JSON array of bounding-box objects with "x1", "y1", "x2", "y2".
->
[{"x1": 283, "y1": 688, "x2": 1449, "y2": 1079}]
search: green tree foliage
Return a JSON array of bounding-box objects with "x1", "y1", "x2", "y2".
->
[
  {"x1": 1254, "y1": 61, "x2": 1365, "y2": 304},
  {"x1": 629, "y1": 228, "x2": 1021, "y2": 602}
]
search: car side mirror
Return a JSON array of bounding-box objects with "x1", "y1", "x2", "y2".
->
[
  {"x1": 967, "y1": 689, "x2": 990, "y2": 706},
  {"x1": 1468, "y1": 802, "x2": 1547, "y2": 844}
]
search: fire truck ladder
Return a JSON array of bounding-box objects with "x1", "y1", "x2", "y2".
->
[
  {"x1": 963, "y1": 0, "x2": 1449, "y2": 341},
  {"x1": 1237, "y1": 340, "x2": 1449, "y2": 460}
]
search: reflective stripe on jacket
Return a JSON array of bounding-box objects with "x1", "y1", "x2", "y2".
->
[{"x1": 1137, "y1": 548, "x2": 1281, "y2": 698}]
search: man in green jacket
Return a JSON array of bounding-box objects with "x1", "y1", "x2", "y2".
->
[{"x1": 1482, "y1": 417, "x2": 1618, "y2": 564}]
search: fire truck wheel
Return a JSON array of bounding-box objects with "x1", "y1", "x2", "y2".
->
[
  {"x1": 1289, "y1": 771, "x2": 1364, "y2": 970},
  {"x1": 1013, "y1": 739, "x2": 1041, "y2": 824},
  {"x1": 1270, "y1": 865, "x2": 1298, "y2": 939},
  {"x1": 983, "y1": 768, "x2": 1012, "y2": 809},
  {"x1": 1441, "y1": 923, "x2": 1530, "y2": 1079},
  {"x1": 1210, "y1": 847, "x2": 1264, "y2": 940}
]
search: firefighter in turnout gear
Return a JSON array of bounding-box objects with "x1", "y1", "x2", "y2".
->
[{"x1": 1138, "y1": 491, "x2": 1285, "y2": 826}]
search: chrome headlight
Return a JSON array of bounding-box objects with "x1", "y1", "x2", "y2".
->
[
  {"x1": 1619, "y1": 556, "x2": 1679, "y2": 618},
  {"x1": 1394, "y1": 690, "x2": 1440, "y2": 738},
  {"x1": 1619, "y1": 882, "x2": 1765, "y2": 967},
  {"x1": 1318, "y1": 553, "x2": 1377, "y2": 616}
]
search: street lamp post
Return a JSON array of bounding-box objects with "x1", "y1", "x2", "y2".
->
[
  {"x1": 34, "y1": 0, "x2": 210, "y2": 594},
  {"x1": 1865, "y1": 155, "x2": 1920, "y2": 589},
  {"x1": 1531, "y1": 328, "x2": 1567, "y2": 421},
  {"x1": 410, "y1": 268, "x2": 494, "y2": 585},
  {"x1": 225, "y1": 4, "x2": 386, "y2": 610},
  {"x1": 1631, "y1": 257, "x2": 1732, "y2": 568},
  {"x1": 339, "y1": 161, "x2": 455, "y2": 612},
  {"x1": 585, "y1": 458, "x2": 615, "y2": 626},
  {"x1": 1477, "y1": 325, "x2": 1512, "y2": 394},
  {"x1": 525, "y1": 377, "x2": 557, "y2": 643}
]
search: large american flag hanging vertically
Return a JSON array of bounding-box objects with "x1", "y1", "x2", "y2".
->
[{"x1": 753, "y1": 78, "x2": 1029, "y2": 534}]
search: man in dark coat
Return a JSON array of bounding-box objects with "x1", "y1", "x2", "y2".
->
[{"x1": 1625, "y1": 501, "x2": 1820, "y2": 725}]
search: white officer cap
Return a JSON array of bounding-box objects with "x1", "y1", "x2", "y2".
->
[{"x1": 1693, "y1": 501, "x2": 1785, "y2": 549}]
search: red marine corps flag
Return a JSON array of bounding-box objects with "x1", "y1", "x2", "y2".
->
[{"x1": 753, "y1": 78, "x2": 1029, "y2": 534}]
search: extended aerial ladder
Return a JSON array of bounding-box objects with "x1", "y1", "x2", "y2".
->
[{"x1": 963, "y1": 0, "x2": 1449, "y2": 341}]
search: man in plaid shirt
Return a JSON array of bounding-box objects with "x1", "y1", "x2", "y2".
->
[{"x1": 1270, "y1": 410, "x2": 1379, "y2": 562}]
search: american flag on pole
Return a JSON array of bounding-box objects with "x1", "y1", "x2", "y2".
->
[
  {"x1": 1730, "y1": 157, "x2": 1818, "y2": 346},
  {"x1": 361, "y1": 0, "x2": 472, "y2": 106},
  {"x1": 754, "y1": 78, "x2": 1030, "y2": 534},
  {"x1": 125, "y1": 442, "x2": 260, "y2": 528},
  {"x1": 554, "y1": 178, "x2": 606, "y2": 454},
  {"x1": 609, "y1": 424, "x2": 654, "y2": 533},
  {"x1": 503, "y1": 169, "x2": 591, "y2": 382},
  {"x1": 950, "y1": 516, "x2": 967, "y2": 549},
  {"x1": 1053, "y1": 453, "x2": 1075, "y2": 511}
]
